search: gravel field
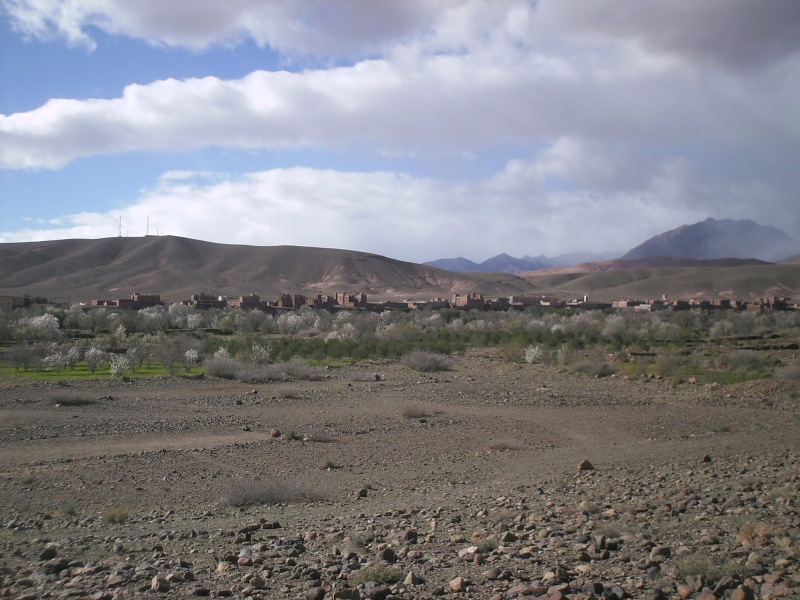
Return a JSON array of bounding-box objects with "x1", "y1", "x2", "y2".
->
[{"x1": 1, "y1": 348, "x2": 799, "y2": 599}]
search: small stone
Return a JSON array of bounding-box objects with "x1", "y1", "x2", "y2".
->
[
  {"x1": 270, "y1": 428, "x2": 281, "y2": 437},
  {"x1": 702, "y1": 454, "x2": 712, "y2": 463},
  {"x1": 402, "y1": 529, "x2": 418, "y2": 543},
  {"x1": 107, "y1": 573, "x2": 127, "y2": 587},
  {"x1": 357, "y1": 488, "x2": 368, "y2": 498},
  {"x1": 730, "y1": 586, "x2": 756, "y2": 600},
  {"x1": 677, "y1": 584, "x2": 693, "y2": 599},
  {"x1": 404, "y1": 571, "x2": 423, "y2": 586},
  {"x1": 578, "y1": 459, "x2": 594, "y2": 471},
  {"x1": 306, "y1": 588, "x2": 326, "y2": 600},
  {"x1": 150, "y1": 576, "x2": 170, "y2": 593},
  {"x1": 379, "y1": 547, "x2": 396, "y2": 563},
  {"x1": 649, "y1": 546, "x2": 671, "y2": 559},
  {"x1": 449, "y1": 576, "x2": 470, "y2": 592},
  {"x1": 39, "y1": 545, "x2": 57, "y2": 560},
  {"x1": 499, "y1": 531, "x2": 517, "y2": 543}
]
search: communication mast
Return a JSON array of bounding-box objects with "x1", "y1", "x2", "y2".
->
[{"x1": 118, "y1": 216, "x2": 122, "y2": 237}]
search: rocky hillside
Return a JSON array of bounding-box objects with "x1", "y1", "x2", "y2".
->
[{"x1": 0, "y1": 236, "x2": 538, "y2": 302}]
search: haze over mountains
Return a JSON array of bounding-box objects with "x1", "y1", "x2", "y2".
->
[
  {"x1": 426, "y1": 218, "x2": 800, "y2": 274},
  {"x1": 1, "y1": 218, "x2": 799, "y2": 303}
]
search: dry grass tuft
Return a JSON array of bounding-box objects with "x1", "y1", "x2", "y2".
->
[
  {"x1": 348, "y1": 565, "x2": 403, "y2": 586},
  {"x1": 282, "y1": 360, "x2": 323, "y2": 381},
  {"x1": 736, "y1": 521, "x2": 781, "y2": 545},
  {"x1": 671, "y1": 552, "x2": 748, "y2": 581},
  {"x1": 275, "y1": 385, "x2": 301, "y2": 399},
  {"x1": 486, "y1": 438, "x2": 525, "y2": 451},
  {"x1": 221, "y1": 480, "x2": 327, "y2": 507},
  {"x1": 102, "y1": 507, "x2": 129, "y2": 524},
  {"x1": 305, "y1": 430, "x2": 339, "y2": 443},
  {"x1": 401, "y1": 404, "x2": 430, "y2": 419},
  {"x1": 49, "y1": 391, "x2": 96, "y2": 407},
  {"x1": 401, "y1": 351, "x2": 452, "y2": 372}
]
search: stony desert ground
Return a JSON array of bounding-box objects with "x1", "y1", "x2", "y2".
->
[{"x1": 1, "y1": 349, "x2": 799, "y2": 599}]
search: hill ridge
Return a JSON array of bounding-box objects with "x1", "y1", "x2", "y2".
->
[{"x1": 0, "y1": 236, "x2": 538, "y2": 302}]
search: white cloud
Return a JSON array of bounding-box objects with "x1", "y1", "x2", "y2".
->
[
  {"x1": 3, "y1": 0, "x2": 799, "y2": 255},
  {"x1": 1, "y1": 0, "x2": 459, "y2": 54},
  {"x1": 5, "y1": 144, "x2": 788, "y2": 261},
  {"x1": 536, "y1": 0, "x2": 800, "y2": 72},
  {"x1": 3, "y1": 24, "x2": 799, "y2": 171}
]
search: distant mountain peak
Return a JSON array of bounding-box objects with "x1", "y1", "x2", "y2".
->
[{"x1": 623, "y1": 218, "x2": 799, "y2": 263}]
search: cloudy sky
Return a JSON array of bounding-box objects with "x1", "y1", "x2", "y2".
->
[{"x1": 1, "y1": 0, "x2": 799, "y2": 263}]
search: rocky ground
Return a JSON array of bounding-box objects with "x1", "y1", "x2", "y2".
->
[{"x1": 1, "y1": 348, "x2": 799, "y2": 599}]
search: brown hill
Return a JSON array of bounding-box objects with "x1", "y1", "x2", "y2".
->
[
  {"x1": 521, "y1": 262, "x2": 800, "y2": 302},
  {"x1": 523, "y1": 256, "x2": 770, "y2": 276},
  {"x1": 0, "y1": 236, "x2": 539, "y2": 303}
]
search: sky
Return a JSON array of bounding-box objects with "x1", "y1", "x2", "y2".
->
[{"x1": 1, "y1": 0, "x2": 799, "y2": 263}]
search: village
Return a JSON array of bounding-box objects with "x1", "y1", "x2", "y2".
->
[{"x1": 3, "y1": 290, "x2": 794, "y2": 315}]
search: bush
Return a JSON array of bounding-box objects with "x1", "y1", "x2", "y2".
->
[
  {"x1": 570, "y1": 361, "x2": 616, "y2": 378},
  {"x1": 717, "y1": 350, "x2": 770, "y2": 373},
  {"x1": 401, "y1": 351, "x2": 451, "y2": 372},
  {"x1": 275, "y1": 385, "x2": 301, "y2": 399},
  {"x1": 102, "y1": 507, "x2": 129, "y2": 524},
  {"x1": 401, "y1": 404, "x2": 430, "y2": 419},
  {"x1": 84, "y1": 346, "x2": 106, "y2": 373},
  {"x1": 524, "y1": 344, "x2": 542, "y2": 364},
  {"x1": 7, "y1": 346, "x2": 45, "y2": 371},
  {"x1": 235, "y1": 362, "x2": 285, "y2": 383},
  {"x1": 221, "y1": 480, "x2": 326, "y2": 507},
  {"x1": 49, "y1": 390, "x2": 96, "y2": 406},
  {"x1": 203, "y1": 356, "x2": 239, "y2": 379},
  {"x1": 282, "y1": 359, "x2": 322, "y2": 381},
  {"x1": 236, "y1": 363, "x2": 286, "y2": 383},
  {"x1": 108, "y1": 353, "x2": 130, "y2": 377},
  {"x1": 486, "y1": 438, "x2": 525, "y2": 451},
  {"x1": 777, "y1": 364, "x2": 800, "y2": 380},
  {"x1": 671, "y1": 553, "x2": 748, "y2": 581}
]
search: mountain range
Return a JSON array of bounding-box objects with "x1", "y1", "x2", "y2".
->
[
  {"x1": 426, "y1": 218, "x2": 800, "y2": 274},
  {"x1": 1, "y1": 218, "x2": 799, "y2": 303}
]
